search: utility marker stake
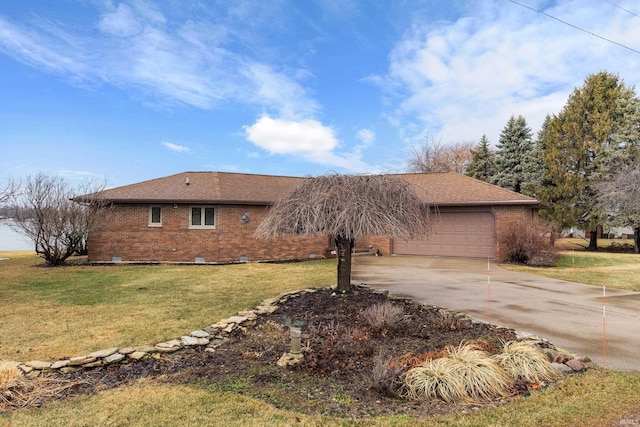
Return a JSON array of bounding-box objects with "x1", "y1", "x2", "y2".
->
[
  {"x1": 487, "y1": 256, "x2": 491, "y2": 323},
  {"x1": 572, "y1": 249, "x2": 575, "y2": 282},
  {"x1": 603, "y1": 277, "x2": 607, "y2": 369}
]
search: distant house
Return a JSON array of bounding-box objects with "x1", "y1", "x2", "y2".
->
[{"x1": 76, "y1": 171, "x2": 539, "y2": 263}]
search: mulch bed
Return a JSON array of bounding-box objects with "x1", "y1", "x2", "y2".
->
[{"x1": 4, "y1": 285, "x2": 536, "y2": 419}]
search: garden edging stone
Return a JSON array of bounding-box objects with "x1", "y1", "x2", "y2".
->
[{"x1": 3, "y1": 285, "x2": 594, "y2": 377}]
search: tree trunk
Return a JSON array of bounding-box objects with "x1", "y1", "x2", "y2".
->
[
  {"x1": 335, "y1": 236, "x2": 354, "y2": 293},
  {"x1": 588, "y1": 229, "x2": 598, "y2": 251},
  {"x1": 549, "y1": 229, "x2": 556, "y2": 246},
  {"x1": 634, "y1": 227, "x2": 640, "y2": 254}
]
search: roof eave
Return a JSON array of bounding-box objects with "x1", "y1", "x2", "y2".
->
[
  {"x1": 431, "y1": 200, "x2": 540, "y2": 207},
  {"x1": 88, "y1": 198, "x2": 273, "y2": 206}
]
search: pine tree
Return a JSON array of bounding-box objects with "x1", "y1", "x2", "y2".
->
[
  {"x1": 465, "y1": 135, "x2": 496, "y2": 183},
  {"x1": 494, "y1": 115, "x2": 533, "y2": 193},
  {"x1": 521, "y1": 115, "x2": 551, "y2": 198}
]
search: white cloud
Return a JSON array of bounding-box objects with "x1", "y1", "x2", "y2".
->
[
  {"x1": 0, "y1": 16, "x2": 88, "y2": 77},
  {"x1": 98, "y1": 4, "x2": 142, "y2": 37},
  {"x1": 244, "y1": 116, "x2": 337, "y2": 155},
  {"x1": 244, "y1": 115, "x2": 372, "y2": 172},
  {"x1": 381, "y1": 0, "x2": 640, "y2": 145},
  {"x1": 356, "y1": 128, "x2": 375, "y2": 145},
  {"x1": 0, "y1": 3, "x2": 317, "y2": 116},
  {"x1": 162, "y1": 141, "x2": 190, "y2": 152}
]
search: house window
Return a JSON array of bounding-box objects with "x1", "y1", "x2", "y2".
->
[
  {"x1": 190, "y1": 206, "x2": 215, "y2": 228},
  {"x1": 149, "y1": 206, "x2": 162, "y2": 227}
]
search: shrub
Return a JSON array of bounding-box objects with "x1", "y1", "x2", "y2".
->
[
  {"x1": 493, "y1": 341, "x2": 562, "y2": 384},
  {"x1": 498, "y1": 222, "x2": 560, "y2": 266},
  {"x1": 361, "y1": 301, "x2": 406, "y2": 332},
  {"x1": 362, "y1": 356, "x2": 406, "y2": 397}
]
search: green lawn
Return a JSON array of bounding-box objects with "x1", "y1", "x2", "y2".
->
[
  {"x1": 2, "y1": 249, "x2": 640, "y2": 426},
  {"x1": 503, "y1": 250, "x2": 640, "y2": 291}
]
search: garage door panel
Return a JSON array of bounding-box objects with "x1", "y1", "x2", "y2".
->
[{"x1": 394, "y1": 211, "x2": 495, "y2": 258}]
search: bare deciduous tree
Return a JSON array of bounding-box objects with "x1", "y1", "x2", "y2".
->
[
  {"x1": 0, "y1": 178, "x2": 19, "y2": 206},
  {"x1": 10, "y1": 173, "x2": 109, "y2": 265},
  {"x1": 255, "y1": 174, "x2": 431, "y2": 292},
  {"x1": 407, "y1": 138, "x2": 475, "y2": 174},
  {"x1": 595, "y1": 163, "x2": 640, "y2": 253}
]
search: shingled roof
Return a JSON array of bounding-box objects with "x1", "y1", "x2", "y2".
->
[
  {"x1": 78, "y1": 171, "x2": 538, "y2": 206},
  {"x1": 393, "y1": 172, "x2": 538, "y2": 206},
  {"x1": 79, "y1": 172, "x2": 307, "y2": 205}
]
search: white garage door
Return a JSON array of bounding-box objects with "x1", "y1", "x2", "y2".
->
[{"x1": 393, "y1": 211, "x2": 495, "y2": 258}]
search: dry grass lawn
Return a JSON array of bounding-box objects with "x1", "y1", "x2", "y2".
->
[
  {"x1": 3, "y1": 249, "x2": 640, "y2": 426},
  {"x1": 3, "y1": 370, "x2": 640, "y2": 426},
  {"x1": 0, "y1": 251, "x2": 334, "y2": 361}
]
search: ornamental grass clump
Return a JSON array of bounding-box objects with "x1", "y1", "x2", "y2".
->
[
  {"x1": 445, "y1": 343, "x2": 513, "y2": 402},
  {"x1": 361, "y1": 301, "x2": 406, "y2": 332},
  {"x1": 403, "y1": 342, "x2": 512, "y2": 403},
  {"x1": 0, "y1": 362, "x2": 26, "y2": 406},
  {"x1": 403, "y1": 357, "x2": 468, "y2": 403},
  {"x1": 493, "y1": 340, "x2": 562, "y2": 384}
]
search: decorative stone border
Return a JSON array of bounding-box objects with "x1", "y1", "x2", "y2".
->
[
  {"x1": 3, "y1": 285, "x2": 595, "y2": 376},
  {"x1": 3, "y1": 288, "x2": 319, "y2": 377}
]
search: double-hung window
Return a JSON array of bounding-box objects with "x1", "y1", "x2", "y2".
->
[
  {"x1": 149, "y1": 206, "x2": 162, "y2": 227},
  {"x1": 190, "y1": 206, "x2": 215, "y2": 228}
]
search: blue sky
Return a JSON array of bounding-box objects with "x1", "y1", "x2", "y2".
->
[{"x1": 1, "y1": 0, "x2": 639, "y2": 188}]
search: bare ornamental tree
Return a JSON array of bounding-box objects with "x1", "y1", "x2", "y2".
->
[
  {"x1": 255, "y1": 174, "x2": 432, "y2": 292},
  {"x1": 10, "y1": 173, "x2": 109, "y2": 265}
]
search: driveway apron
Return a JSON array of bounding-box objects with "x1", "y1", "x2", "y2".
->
[{"x1": 351, "y1": 255, "x2": 640, "y2": 371}]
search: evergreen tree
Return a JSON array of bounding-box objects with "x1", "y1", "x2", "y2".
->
[
  {"x1": 465, "y1": 135, "x2": 496, "y2": 183},
  {"x1": 494, "y1": 115, "x2": 533, "y2": 193},
  {"x1": 538, "y1": 71, "x2": 640, "y2": 250},
  {"x1": 521, "y1": 115, "x2": 551, "y2": 198}
]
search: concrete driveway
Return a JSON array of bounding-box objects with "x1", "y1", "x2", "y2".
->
[{"x1": 351, "y1": 255, "x2": 640, "y2": 371}]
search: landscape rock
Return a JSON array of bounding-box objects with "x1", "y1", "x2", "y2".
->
[
  {"x1": 277, "y1": 352, "x2": 304, "y2": 367},
  {"x1": 565, "y1": 358, "x2": 587, "y2": 371},
  {"x1": 88, "y1": 347, "x2": 119, "y2": 359},
  {"x1": 190, "y1": 330, "x2": 210, "y2": 338},
  {"x1": 181, "y1": 336, "x2": 200, "y2": 346},
  {"x1": 551, "y1": 362, "x2": 574, "y2": 374},
  {"x1": 119, "y1": 347, "x2": 136, "y2": 355},
  {"x1": 25, "y1": 360, "x2": 52, "y2": 370},
  {"x1": 51, "y1": 360, "x2": 71, "y2": 369},
  {"x1": 104, "y1": 353, "x2": 125, "y2": 364},
  {"x1": 18, "y1": 365, "x2": 33, "y2": 374},
  {"x1": 69, "y1": 357, "x2": 98, "y2": 366},
  {"x1": 237, "y1": 310, "x2": 258, "y2": 320},
  {"x1": 227, "y1": 315, "x2": 248, "y2": 324},
  {"x1": 128, "y1": 351, "x2": 147, "y2": 360}
]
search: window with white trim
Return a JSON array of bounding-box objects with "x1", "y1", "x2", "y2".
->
[
  {"x1": 190, "y1": 206, "x2": 215, "y2": 228},
  {"x1": 149, "y1": 206, "x2": 162, "y2": 227}
]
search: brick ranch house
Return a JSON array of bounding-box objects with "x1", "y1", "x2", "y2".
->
[{"x1": 77, "y1": 171, "x2": 539, "y2": 263}]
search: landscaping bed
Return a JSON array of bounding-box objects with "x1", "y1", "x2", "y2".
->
[{"x1": 3, "y1": 285, "x2": 579, "y2": 419}]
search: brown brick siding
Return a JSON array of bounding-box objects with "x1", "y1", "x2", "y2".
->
[
  {"x1": 357, "y1": 236, "x2": 392, "y2": 255},
  {"x1": 89, "y1": 204, "x2": 330, "y2": 263},
  {"x1": 491, "y1": 205, "x2": 538, "y2": 261},
  {"x1": 89, "y1": 203, "x2": 538, "y2": 263}
]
